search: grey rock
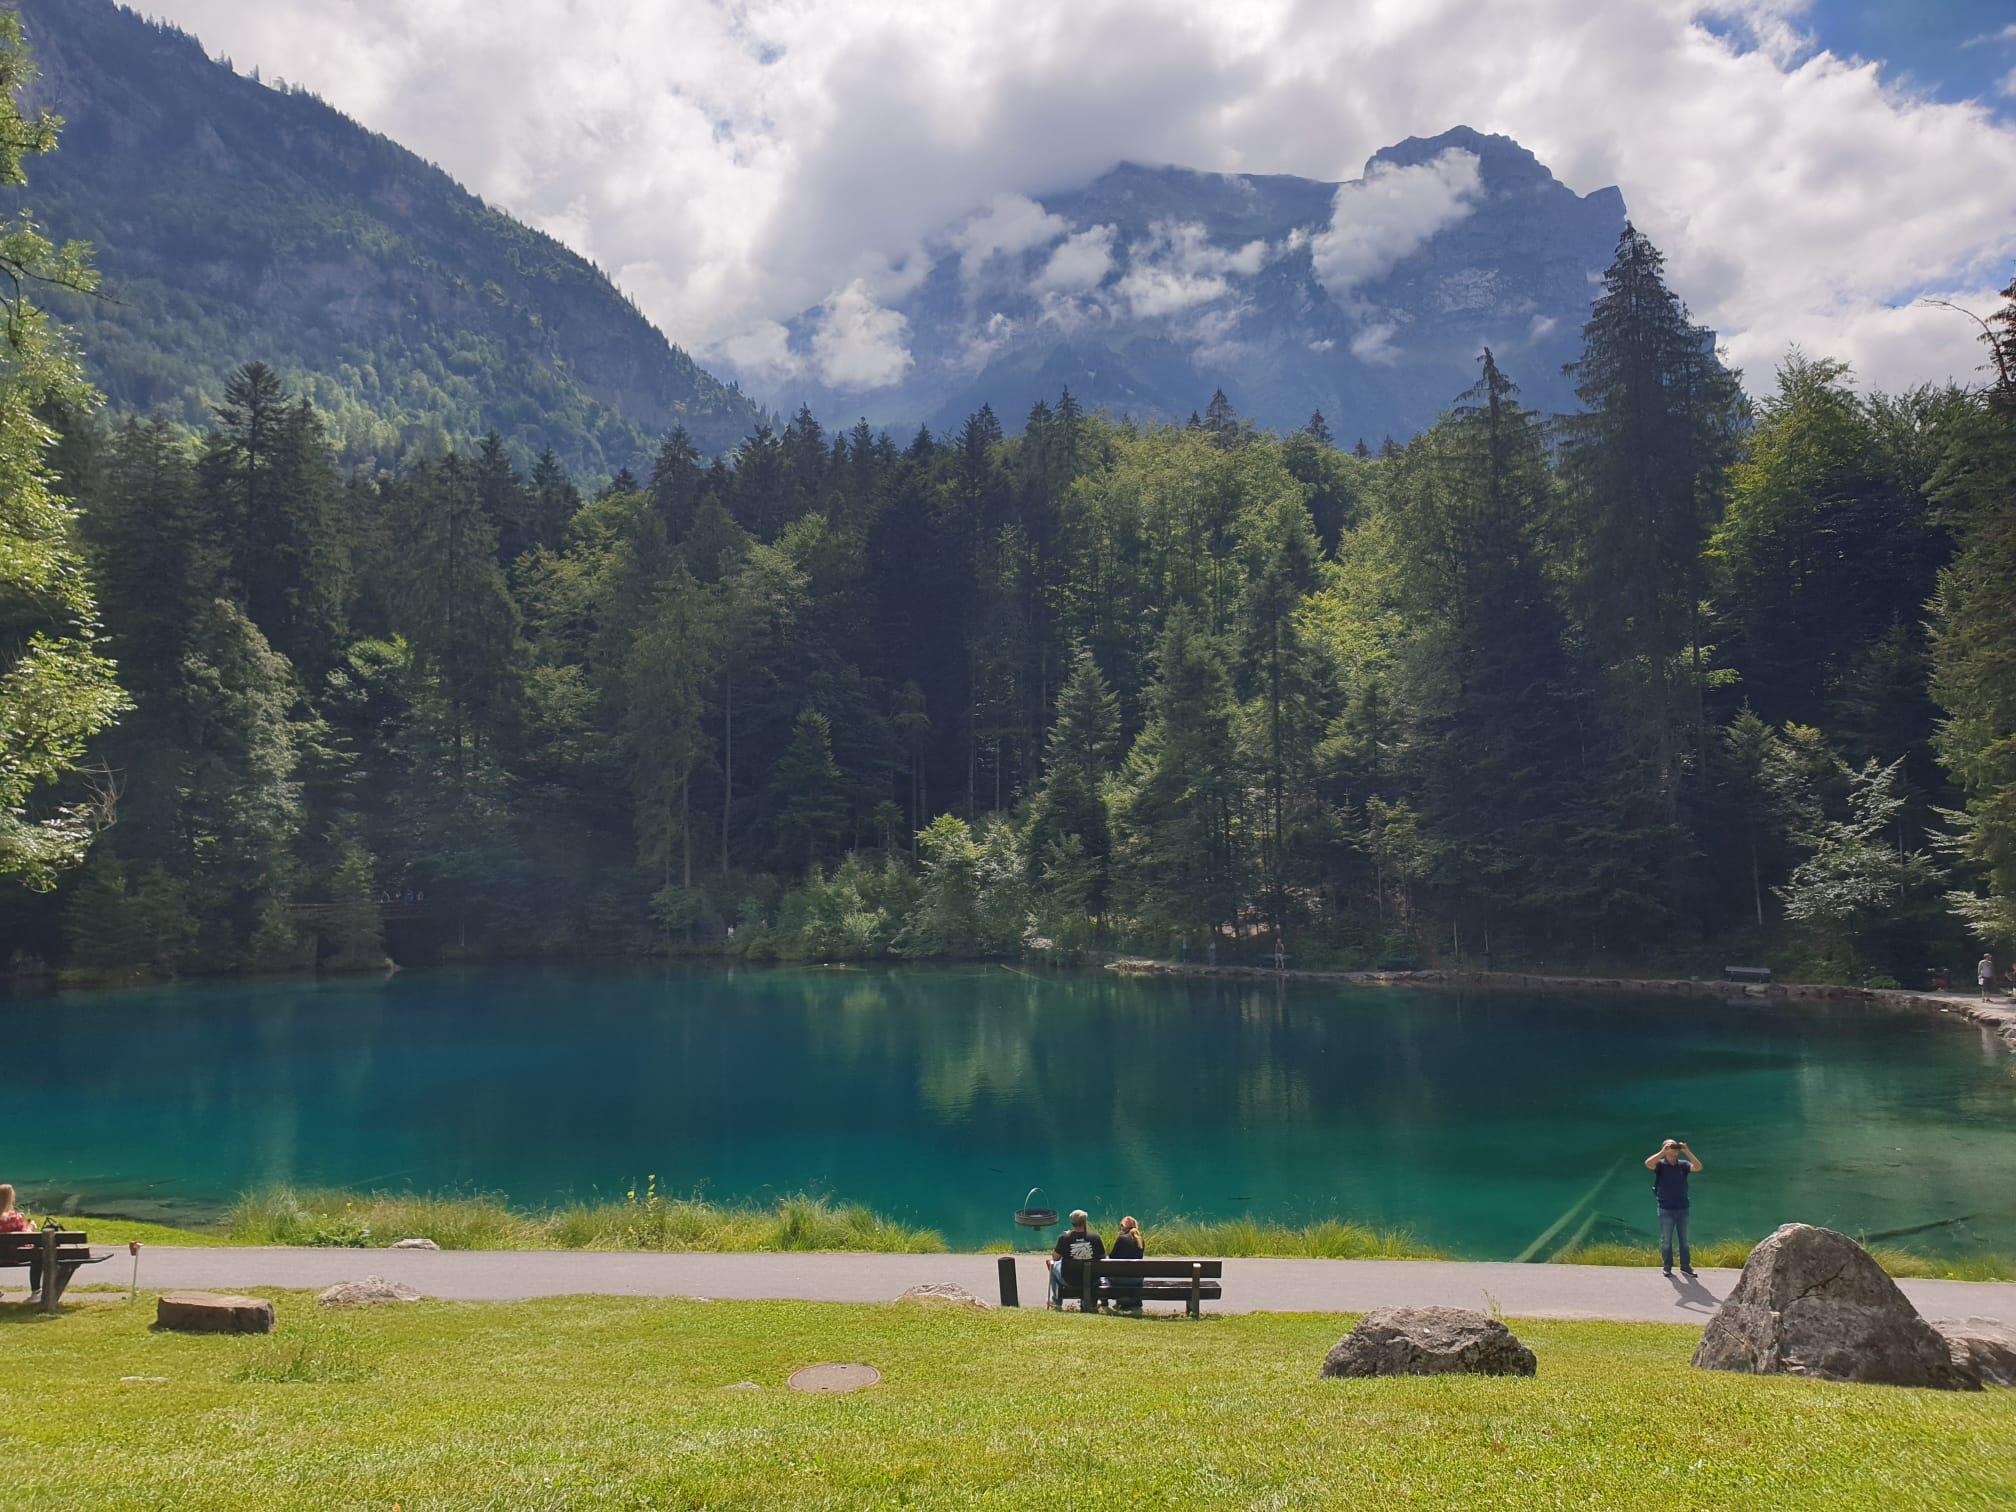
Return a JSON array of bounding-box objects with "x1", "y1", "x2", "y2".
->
[
  {"x1": 1939, "y1": 1320, "x2": 2016, "y2": 1388},
  {"x1": 1692, "y1": 1223, "x2": 1980, "y2": 1390},
  {"x1": 389, "y1": 1237, "x2": 440, "y2": 1251},
  {"x1": 317, "y1": 1276, "x2": 422, "y2": 1308},
  {"x1": 1321, "y1": 1306, "x2": 1536, "y2": 1379},
  {"x1": 894, "y1": 1283, "x2": 990, "y2": 1310}
]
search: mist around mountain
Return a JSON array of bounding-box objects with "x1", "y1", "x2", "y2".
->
[
  {"x1": 9, "y1": 0, "x2": 765, "y2": 475},
  {"x1": 732, "y1": 127, "x2": 1629, "y2": 442}
]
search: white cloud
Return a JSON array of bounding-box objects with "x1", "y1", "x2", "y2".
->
[
  {"x1": 2002, "y1": 66, "x2": 2016, "y2": 100},
  {"x1": 145, "y1": 0, "x2": 2016, "y2": 395},
  {"x1": 1350, "y1": 322, "x2": 1402, "y2": 365},
  {"x1": 811, "y1": 281, "x2": 913, "y2": 389},
  {"x1": 720, "y1": 318, "x2": 801, "y2": 383},
  {"x1": 951, "y1": 193, "x2": 1067, "y2": 267},
  {"x1": 1116, "y1": 220, "x2": 1271, "y2": 316},
  {"x1": 1311, "y1": 149, "x2": 1483, "y2": 301},
  {"x1": 1034, "y1": 224, "x2": 1118, "y2": 293}
]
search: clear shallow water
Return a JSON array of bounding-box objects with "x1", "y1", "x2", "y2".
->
[{"x1": 9, "y1": 965, "x2": 2014, "y2": 1257}]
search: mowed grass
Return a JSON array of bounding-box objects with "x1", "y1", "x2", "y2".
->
[{"x1": 2, "y1": 1295, "x2": 2011, "y2": 1509}]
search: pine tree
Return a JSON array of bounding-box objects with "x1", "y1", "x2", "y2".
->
[
  {"x1": 1929, "y1": 274, "x2": 2016, "y2": 944},
  {"x1": 764, "y1": 708, "x2": 848, "y2": 870},
  {"x1": 1026, "y1": 645, "x2": 1120, "y2": 914},
  {"x1": 1559, "y1": 226, "x2": 1744, "y2": 840}
]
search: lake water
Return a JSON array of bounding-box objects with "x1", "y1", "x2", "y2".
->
[{"x1": 10, "y1": 965, "x2": 2014, "y2": 1257}]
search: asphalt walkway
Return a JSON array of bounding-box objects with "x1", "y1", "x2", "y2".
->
[{"x1": 50, "y1": 1248, "x2": 2016, "y2": 1328}]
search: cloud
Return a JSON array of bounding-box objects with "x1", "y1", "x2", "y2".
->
[
  {"x1": 1034, "y1": 224, "x2": 1118, "y2": 293},
  {"x1": 1116, "y1": 220, "x2": 1270, "y2": 316},
  {"x1": 951, "y1": 193, "x2": 1068, "y2": 268},
  {"x1": 812, "y1": 281, "x2": 913, "y2": 389},
  {"x1": 146, "y1": 0, "x2": 2016, "y2": 396},
  {"x1": 1311, "y1": 149, "x2": 1482, "y2": 301}
]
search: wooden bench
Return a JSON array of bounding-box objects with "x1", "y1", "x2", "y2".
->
[
  {"x1": 1, "y1": 1229, "x2": 111, "y2": 1314},
  {"x1": 996, "y1": 1255, "x2": 1224, "y2": 1318},
  {"x1": 1722, "y1": 965, "x2": 1771, "y2": 984}
]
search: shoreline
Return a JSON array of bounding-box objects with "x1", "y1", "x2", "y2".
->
[{"x1": 1105, "y1": 958, "x2": 2016, "y2": 1053}]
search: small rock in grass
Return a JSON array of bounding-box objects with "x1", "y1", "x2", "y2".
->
[
  {"x1": 120, "y1": 1376, "x2": 170, "y2": 1385},
  {"x1": 1321, "y1": 1306, "x2": 1536, "y2": 1378},
  {"x1": 721, "y1": 1381, "x2": 761, "y2": 1391},
  {"x1": 895, "y1": 1283, "x2": 989, "y2": 1310},
  {"x1": 155, "y1": 1292, "x2": 275, "y2": 1334},
  {"x1": 389, "y1": 1237, "x2": 440, "y2": 1251},
  {"x1": 318, "y1": 1276, "x2": 422, "y2": 1308},
  {"x1": 1693, "y1": 1223, "x2": 1979, "y2": 1390}
]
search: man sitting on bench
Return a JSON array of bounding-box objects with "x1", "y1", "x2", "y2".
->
[{"x1": 1048, "y1": 1209, "x2": 1106, "y2": 1310}]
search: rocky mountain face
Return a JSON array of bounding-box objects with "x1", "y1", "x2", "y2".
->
[
  {"x1": 11, "y1": 0, "x2": 765, "y2": 475},
  {"x1": 733, "y1": 127, "x2": 1629, "y2": 442}
]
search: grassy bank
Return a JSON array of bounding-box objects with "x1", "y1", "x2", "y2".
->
[
  {"x1": 3, "y1": 1294, "x2": 2011, "y2": 1508},
  {"x1": 42, "y1": 1188, "x2": 2016, "y2": 1279},
  {"x1": 220, "y1": 1185, "x2": 948, "y2": 1253}
]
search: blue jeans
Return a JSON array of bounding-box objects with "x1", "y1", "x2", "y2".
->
[{"x1": 1658, "y1": 1208, "x2": 1691, "y2": 1273}]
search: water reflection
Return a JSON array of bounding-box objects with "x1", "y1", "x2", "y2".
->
[{"x1": 7, "y1": 964, "x2": 2014, "y2": 1254}]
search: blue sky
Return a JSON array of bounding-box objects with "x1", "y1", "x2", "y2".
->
[{"x1": 1800, "y1": 1, "x2": 2016, "y2": 116}]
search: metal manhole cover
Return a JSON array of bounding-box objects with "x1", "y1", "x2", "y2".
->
[{"x1": 787, "y1": 1362, "x2": 881, "y2": 1393}]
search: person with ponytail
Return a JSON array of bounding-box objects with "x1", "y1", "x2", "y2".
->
[{"x1": 1110, "y1": 1215, "x2": 1144, "y2": 1315}]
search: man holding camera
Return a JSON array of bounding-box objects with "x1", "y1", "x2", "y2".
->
[{"x1": 1644, "y1": 1137, "x2": 1702, "y2": 1278}]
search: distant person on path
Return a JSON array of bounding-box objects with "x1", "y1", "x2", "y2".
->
[
  {"x1": 1980, "y1": 952, "x2": 1997, "y2": 1000},
  {"x1": 1109, "y1": 1215, "x2": 1145, "y2": 1315},
  {"x1": 1047, "y1": 1209, "x2": 1106, "y2": 1310},
  {"x1": 1644, "y1": 1139, "x2": 1701, "y2": 1278}
]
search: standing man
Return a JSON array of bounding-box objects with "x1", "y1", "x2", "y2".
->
[
  {"x1": 1979, "y1": 950, "x2": 1997, "y2": 1000},
  {"x1": 1644, "y1": 1138, "x2": 1702, "y2": 1279},
  {"x1": 1047, "y1": 1209, "x2": 1107, "y2": 1310}
]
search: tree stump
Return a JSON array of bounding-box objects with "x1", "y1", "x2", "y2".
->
[{"x1": 155, "y1": 1292, "x2": 275, "y2": 1334}]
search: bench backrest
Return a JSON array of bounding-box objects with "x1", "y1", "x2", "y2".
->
[
  {"x1": 0, "y1": 1230, "x2": 89, "y2": 1254},
  {"x1": 1091, "y1": 1259, "x2": 1223, "y2": 1279}
]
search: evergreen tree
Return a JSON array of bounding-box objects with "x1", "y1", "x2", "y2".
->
[
  {"x1": 763, "y1": 707, "x2": 848, "y2": 870},
  {"x1": 1929, "y1": 275, "x2": 2016, "y2": 944},
  {"x1": 1026, "y1": 645, "x2": 1120, "y2": 915}
]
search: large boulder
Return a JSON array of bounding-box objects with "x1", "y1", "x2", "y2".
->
[
  {"x1": 1692, "y1": 1224, "x2": 1979, "y2": 1389},
  {"x1": 1940, "y1": 1321, "x2": 2016, "y2": 1389},
  {"x1": 155, "y1": 1292, "x2": 275, "y2": 1334},
  {"x1": 1321, "y1": 1306, "x2": 1536, "y2": 1379}
]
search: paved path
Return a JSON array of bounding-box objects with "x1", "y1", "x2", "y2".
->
[{"x1": 62, "y1": 1248, "x2": 2016, "y2": 1328}]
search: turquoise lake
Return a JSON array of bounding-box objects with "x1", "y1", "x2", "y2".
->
[{"x1": 9, "y1": 965, "x2": 2014, "y2": 1256}]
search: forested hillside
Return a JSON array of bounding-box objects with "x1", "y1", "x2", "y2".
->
[
  {"x1": 2, "y1": 5, "x2": 2012, "y2": 987},
  {"x1": 6, "y1": 0, "x2": 764, "y2": 475},
  {"x1": 7, "y1": 227, "x2": 2013, "y2": 985}
]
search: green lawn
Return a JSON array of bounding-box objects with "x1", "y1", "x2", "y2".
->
[{"x1": 3, "y1": 1294, "x2": 2010, "y2": 1508}]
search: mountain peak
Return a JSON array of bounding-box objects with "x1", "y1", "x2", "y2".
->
[{"x1": 1369, "y1": 126, "x2": 1557, "y2": 187}]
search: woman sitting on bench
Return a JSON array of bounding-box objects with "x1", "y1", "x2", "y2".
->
[
  {"x1": 1109, "y1": 1216, "x2": 1145, "y2": 1315},
  {"x1": 0, "y1": 1184, "x2": 38, "y2": 1299}
]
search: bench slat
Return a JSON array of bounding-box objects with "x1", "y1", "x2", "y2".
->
[{"x1": 1088, "y1": 1259, "x2": 1224, "y2": 1279}]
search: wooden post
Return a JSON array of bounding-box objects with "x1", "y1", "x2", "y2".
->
[
  {"x1": 996, "y1": 1255, "x2": 1019, "y2": 1308},
  {"x1": 1188, "y1": 1262, "x2": 1202, "y2": 1320},
  {"x1": 39, "y1": 1228, "x2": 59, "y2": 1314},
  {"x1": 1081, "y1": 1260, "x2": 1098, "y2": 1314}
]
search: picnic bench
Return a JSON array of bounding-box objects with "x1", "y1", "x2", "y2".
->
[
  {"x1": 1722, "y1": 964, "x2": 1771, "y2": 984},
  {"x1": 997, "y1": 1254, "x2": 1225, "y2": 1318},
  {"x1": 1, "y1": 1228, "x2": 110, "y2": 1313}
]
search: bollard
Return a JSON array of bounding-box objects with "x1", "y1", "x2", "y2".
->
[{"x1": 996, "y1": 1254, "x2": 1019, "y2": 1308}]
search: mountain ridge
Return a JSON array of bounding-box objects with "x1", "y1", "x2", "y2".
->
[
  {"x1": 731, "y1": 126, "x2": 1631, "y2": 441},
  {"x1": 9, "y1": 0, "x2": 766, "y2": 475}
]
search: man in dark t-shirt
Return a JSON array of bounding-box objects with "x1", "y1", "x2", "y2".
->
[
  {"x1": 1643, "y1": 1138, "x2": 1703, "y2": 1278},
  {"x1": 1048, "y1": 1210, "x2": 1107, "y2": 1309}
]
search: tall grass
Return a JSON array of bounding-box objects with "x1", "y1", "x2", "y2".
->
[
  {"x1": 223, "y1": 1184, "x2": 945, "y2": 1254},
  {"x1": 1102, "y1": 1216, "x2": 1444, "y2": 1260}
]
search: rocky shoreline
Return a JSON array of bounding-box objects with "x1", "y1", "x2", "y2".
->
[{"x1": 1105, "y1": 958, "x2": 2016, "y2": 1054}]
